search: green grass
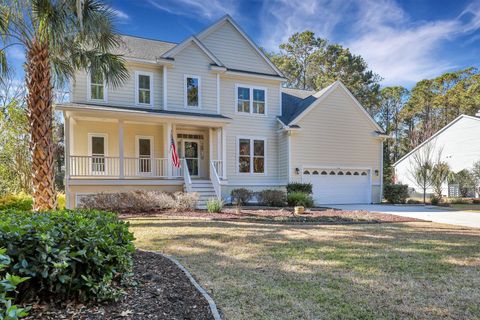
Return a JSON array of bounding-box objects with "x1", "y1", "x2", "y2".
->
[
  {"x1": 128, "y1": 218, "x2": 480, "y2": 320},
  {"x1": 447, "y1": 204, "x2": 480, "y2": 212}
]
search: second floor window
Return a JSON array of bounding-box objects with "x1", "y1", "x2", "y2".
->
[
  {"x1": 90, "y1": 72, "x2": 105, "y2": 101},
  {"x1": 136, "y1": 72, "x2": 153, "y2": 106},
  {"x1": 185, "y1": 75, "x2": 200, "y2": 108},
  {"x1": 236, "y1": 85, "x2": 266, "y2": 115}
]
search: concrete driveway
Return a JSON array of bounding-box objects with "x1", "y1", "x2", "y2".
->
[{"x1": 333, "y1": 204, "x2": 480, "y2": 228}]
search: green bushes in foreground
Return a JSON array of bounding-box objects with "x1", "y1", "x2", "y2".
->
[
  {"x1": 0, "y1": 210, "x2": 134, "y2": 302},
  {"x1": 0, "y1": 193, "x2": 66, "y2": 211}
]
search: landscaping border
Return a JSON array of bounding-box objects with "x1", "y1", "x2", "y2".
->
[{"x1": 138, "y1": 249, "x2": 221, "y2": 320}]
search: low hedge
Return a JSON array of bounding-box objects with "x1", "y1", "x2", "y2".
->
[
  {"x1": 383, "y1": 184, "x2": 409, "y2": 204},
  {"x1": 0, "y1": 209, "x2": 134, "y2": 302},
  {"x1": 257, "y1": 190, "x2": 287, "y2": 207},
  {"x1": 286, "y1": 183, "x2": 313, "y2": 194},
  {"x1": 287, "y1": 192, "x2": 314, "y2": 208}
]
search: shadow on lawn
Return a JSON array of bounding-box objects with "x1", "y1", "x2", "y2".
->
[{"x1": 130, "y1": 220, "x2": 480, "y2": 319}]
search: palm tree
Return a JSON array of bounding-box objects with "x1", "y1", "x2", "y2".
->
[{"x1": 0, "y1": 0, "x2": 128, "y2": 210}]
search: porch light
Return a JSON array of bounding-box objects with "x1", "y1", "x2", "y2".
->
[
  {"x1": 374, "y1": 170, "x2": 379, "y2": 176},
  {"x1": 295, "y1": 168, "x2": 300, "y2": 175}
]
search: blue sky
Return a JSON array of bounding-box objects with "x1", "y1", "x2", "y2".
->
[{"x1": 6, "y1": 0, "x2": 480, "y2": 87}]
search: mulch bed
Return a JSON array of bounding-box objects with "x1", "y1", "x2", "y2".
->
[
  {"x1": 120, "y1": 208, "x2": 425, "y2": 224},
  {"x1": 25, "y1": 251, "x2": 213, "y2": 320}
]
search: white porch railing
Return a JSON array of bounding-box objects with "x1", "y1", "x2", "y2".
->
[
  {"x1": 182, "y1": 159, "x2": 193, "y2": 193},
  {"x1": 209, "y1": 160, "x2": 222, "y2": 199},
  {"x1": 69, "y1": 156, "x2": 182, "y2": 178},
  {"x1": 211, "y1": 160, "x2": 223, "y2": 179}
]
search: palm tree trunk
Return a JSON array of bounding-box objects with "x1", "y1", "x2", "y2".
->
[{"x1": 26, "y1": 40, "x2": 56, "y2": 211}]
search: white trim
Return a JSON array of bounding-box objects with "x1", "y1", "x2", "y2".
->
[
  {"x1": 86, "y1": 71, "x2": 107, "y2": 103},
  {"x1": 162, "y1": 36, "x2": 224, "y2": 67},
  {"x1": 236, "y1": 136, "x2": 267, "y2": 176},
  {"x1": 64, "y1": 114, "x2": 71, "y2": 208},
  {"x1": 184, "y1": 74, "x2": 202, "y2": 109},
  {"x1": 380, "y1": 141, "x2": 384, "y2": 202},
  {"x1": 69, "y1": 179, "x2": 183, "y2": 186},
  {"x1": 234, "y1": 84, "x2": 268, "y2": 116},
  {"x1": 163, "y1": 66, "x2": 168, "y2": 110},
  {"x1": 222, "y1": 127, "x2": 227, "y2": 180},
  {"x1": 226, "y1": 182, "x2": 285, "y2": 186},
  {"x1": 216, "y1": 73, "x2": 220, "y2": 114},
  {"x1": 88, "y1": 133, "x2": 108, "y2": 157},
  {"x1": 279, "y1": 83, "x2": 283, "y2": 116},
  {"x1": 118, "y1": 120, "x2": 124, "y2": 179},
  {"x1": 287, "y1": 132, "x2": 291, "y2": 182},
  {"x1": 135, "y1": 135, "x2": 154, "y2": 176},
  {"x1": 224, "y1": 70, "x2": 285, "y2": 81},
  {"x1": 124, "y1": 56, "x2": 174, "y2": 66},
  {"x1": 393, "y1": 114, "x2": 480, "y2": 166},
  {"x1": 196, "y1": 15, "x2": 284, "y2": 77},
  {"x1": 290, "y1": 81, "x2": 383, "y2": 133},
  {"x1": 134, "y1": 71, "x2": 154, "y2": 107}
]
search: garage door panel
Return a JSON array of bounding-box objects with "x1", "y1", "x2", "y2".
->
[{"x1": 303, "y1": 169, "x2": 370, "y2": 205}]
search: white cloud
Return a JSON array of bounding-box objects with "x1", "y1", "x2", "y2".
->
[
  {"x1": 146, "y1": 0, "x2": 238, "y2": 21},
  {"x1": 109, "y1": 7, "x2": 130, "y2": 22},
  {"x1": 6, "y1": 46, "x2": 25, "y2": 61},
  {"x1": 258, "y1": 0, "x2": 480, "y2": 86}
]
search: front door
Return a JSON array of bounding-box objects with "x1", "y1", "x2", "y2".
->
[{"x1": 183, "y1": 140, "x2": 199, "y2": 177}]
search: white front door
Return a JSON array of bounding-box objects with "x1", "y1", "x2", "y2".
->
[
  {"x1": 183, "y1": 139, "x2": 200, "y2": 177},
  {"x1": 303, "y1": 168, "x2": 371, "y2": 204}
]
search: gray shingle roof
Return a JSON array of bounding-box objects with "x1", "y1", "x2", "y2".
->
[{"x1": 113, "y1": 35, "x2": 177, "y2": 60}]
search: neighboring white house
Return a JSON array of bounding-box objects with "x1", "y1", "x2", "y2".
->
[
  {"x1": 58, "y1": 15, "x2": 386, "y2": 208},
  {"x1": 394, "y1": 114, "x2": 480, "y2": 197}
]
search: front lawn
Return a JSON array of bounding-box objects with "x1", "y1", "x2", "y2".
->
[
  {"x1": 447, "y1": 204, "x2": 480, "y2": 212},
  {"x1": 129, "y1": 218, "x2": 480, "y2": 319}
]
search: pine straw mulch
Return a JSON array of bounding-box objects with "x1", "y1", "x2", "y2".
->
[
  {"x1": 25, "y1": 251, "x2": 214, "y2": 320},
  {"x1": 120, "y1": 207, "x2": 425, "y2": 224}
]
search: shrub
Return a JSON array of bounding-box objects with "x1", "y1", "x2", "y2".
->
[
  {"x1": 206, "y1": 198, "x2": 223, "y2": 213},
  {"x1": 57, "y1": 193, "x2": 66, "y2": 210},
  {"x1": 286, "y1": 183, "x2": 312, "y2": 194},
  {"x1": 287, "y1": 192, "x2": 314, "y2": 207},
  {"x1": 79, "y1": 190, "x2": 198, "y2": 212},
  {"x1": 0, "y1": 248, "x2": 30, "y2": 319},
  {"x1": 0, "y1": 193, "x2": 33, "y2": 211},
  {"x1": 257, "y1": 190, "x2": 286, "y2": 207},
  {"x1": 0, "y1": 210, "x2": 135, "y2": 302},
  {"x1": 473, "y1": 199, "x2": 480, "y2": 204},
  {"x1": 447, "y1": 197, "x2": 470, "y2": 205},
  {"x1": 430, "y1": 196, "x2": 440, "y2": 206},
  {"x1": 406, "y1": 199, "x2": 422, "y2": 204},
  {"x1": 230, "y1": 188, "x2": 253, "y2": 206},
  {"x1": 383, "y1": 184, "x2": 409, "y2": 204}
]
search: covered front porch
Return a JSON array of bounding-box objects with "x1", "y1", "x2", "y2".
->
[{"x1": 60, "y1": 104, "x2": 230, "y2": 205}]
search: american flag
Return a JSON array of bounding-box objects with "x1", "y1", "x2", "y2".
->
[{"x1": 170, "y1": 130, "x2": 180, "y2": 168}]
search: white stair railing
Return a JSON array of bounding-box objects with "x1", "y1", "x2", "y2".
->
[
  {"x1": 182, "y1": 159, "x2": 193, "y2": 193},
  {"x1": 211, "y1": 160, "x2": 223, "y2": 179},
  {"x1": 209, "y1": 160, "x2": 222, "y2": 199}
]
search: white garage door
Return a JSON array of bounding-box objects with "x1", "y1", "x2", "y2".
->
[{"x1": 303, "y1": 169, "x2": 371, "y2": 205}]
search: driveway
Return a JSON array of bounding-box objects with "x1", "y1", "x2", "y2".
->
[{"x1": 333, "y1": 204, "x2": 480, "y2": 228}]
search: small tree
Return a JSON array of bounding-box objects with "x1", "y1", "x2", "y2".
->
[
  {"x1": 431, "y1": 162, "x2": 450, "y2": 198},
  {"x1": 409, "y1": 142, "x2": 438, "y2": 204},
  {"x1": 450, "y1": 169, "x2": 476, "y2": 198},
  {"x1": 472, "y1": 161, "x2": 480, "y2": 196}
]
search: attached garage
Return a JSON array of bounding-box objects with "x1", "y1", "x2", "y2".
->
[{"x1": 302, "y1": 168, "x2": 371, "y2": 205}]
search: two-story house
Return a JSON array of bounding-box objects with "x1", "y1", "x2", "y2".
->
[{"x1": 58, "y1": 15, "x2": 386, "y2": 208}]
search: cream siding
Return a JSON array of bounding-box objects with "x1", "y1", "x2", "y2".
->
[
  {"x1": 166, "y1": 44, "x2": 217, "y2": 114},
  {"x1": 201, "y1": 22, "x2": 276, "y2": 75},
  {"x1": 289, "y1": 87, "x2": 382, "y2": 202},
  {"x1": 71, "y1": 62, "x2": 164, "y2": 109},
  {"x1": 220, "y1": 75, "x2": 282, "y2": 189}
]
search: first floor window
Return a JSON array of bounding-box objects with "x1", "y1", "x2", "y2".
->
[
  {"x1": 238, "y1": 138, "x2": 265, "y2": 174},
  {"x1": 186, "y1": 76, "x2": 200, "y2": 107},
  {"x1": 137, "y1": 138, "x2": 152, "y2": 173},
  {"x1": 90, "y1": 72, "x2": 105, "y2": 101},
  {"x1": 90, "y1": 135, "x2": 106, "y2": 172},
  {"x1": 137, "y1": 73, "x2": 151, "y2": 105}
]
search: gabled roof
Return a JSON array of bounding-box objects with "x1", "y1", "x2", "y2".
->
[
  {"x1": 280, "y1": 81, "x2": 383, "y2": 133},
  {"x1": 161, "y1": 36, "x2": 224, "y2": 66},
  {"x1": 115, "y1": 35, "x2": 177, "y2": 60},
  {"x1": 393, "y1": 115, "x2": 480, "y2": 167},
  {"x1": 196, "y1": 14, "x2": 285, "y2": 78}
]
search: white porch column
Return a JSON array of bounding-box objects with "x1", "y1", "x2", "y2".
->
[
  {"x1": 208, "y1": 128, "x2": 213, "y2": 163},
  {"x1": 165, "y1": 122, "x2": 172, "y2": 178},
  {"x1": 118, "y1": 119, "x2": 124, "y2": 179},
  {"x1": 222, "y1": 127, "x2": 227, "y2": 180},
  {"x1": 64, "y1": 113, "x2": 71, "y2": 208}
]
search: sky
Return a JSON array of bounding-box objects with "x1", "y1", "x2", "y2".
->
[{"x1": 6, "y1": 0, "x2": 480, "y2": 88}]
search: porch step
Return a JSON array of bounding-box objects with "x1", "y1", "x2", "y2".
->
[{"x1": 187, "y1": 179, "x2": 219, "y2": 209}]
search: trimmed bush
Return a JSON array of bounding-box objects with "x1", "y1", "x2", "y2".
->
[
  {"x1": 257, "y1": 190, "x2": 287, "y2": 207},
  {"x1": 206, "y1": 198, "x2": 223, "y2": 213},
  {"x1": 406, "y1": 199, "x2": 421, "y2": 204},
  {"x1": 79, "y1": 190, "x2": 198, "y2": 212},
  {"x1": 230, "y1": 188, "x2": 253, "y2": 206},
  {"x1": 430, "y1": 196, "x2": 440, "y2": 206},
  {"x1": 287, "y1": 192, "x2": 314, "y2": 207},
  {"x1": 0, "y1": 193, "x2": 33, "y2": 211},
  {"x1": 473, "y1": 199, "x2": 480, "y2": 204},
  {"x1": 447, "y1": 197, "x2": 470, "y2": 205},
  {"x1": 0, "y1": 248, "x2": 30, "y2": 319},
  {"x1": 286, "y1": 183, "x2": 313, "y2": 194},
  {"x1": 0, "y1": 210, "x2": 134, "y2": 302},
  {"x1": 383, "y1": 184, "x2": 409, "y2": 204}
]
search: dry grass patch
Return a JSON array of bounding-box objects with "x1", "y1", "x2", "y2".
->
[{"x1": 129, "y1": 218, "x2": 480, "y2": 320}]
